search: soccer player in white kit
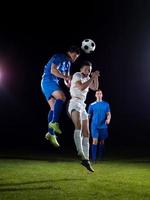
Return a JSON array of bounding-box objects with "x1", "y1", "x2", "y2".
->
[{"x1": 68, "y1": 60, "x2": 100, "y2": 172}]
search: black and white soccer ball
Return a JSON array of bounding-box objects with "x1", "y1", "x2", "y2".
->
[{"x1": 81, "y1": 39, "x2": 96, "y2": 54}]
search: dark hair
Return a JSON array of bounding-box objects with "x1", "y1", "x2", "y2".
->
[
  {"x1": 80, "y1": 60, "x2": 92, "y2": 68},
  {"x1": 67, "y1": 45, "x2": 81, "y2": 54},
  {"x1": 96, "y1": 89, "x2": 102, "y2": 92}
]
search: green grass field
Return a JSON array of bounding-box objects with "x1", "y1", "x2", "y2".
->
[{"x1": 0, "y1": 150, "x2": 150, "y2": 200}]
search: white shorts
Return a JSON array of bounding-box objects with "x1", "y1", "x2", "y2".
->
[{"x1": 68, "y1": 98, "x2": 88, "y2": 120}]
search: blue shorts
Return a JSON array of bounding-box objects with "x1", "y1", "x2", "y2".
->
[
  {"x1": 41, "y1": 79, "x2": 63, "y2": 101},
  {"x1": 91, "y1": 127, "x2": 108, "y2": 140}
]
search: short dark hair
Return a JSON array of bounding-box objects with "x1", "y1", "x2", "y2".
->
[
  {"x1": 67, "y1": 45, "x2": 81, "y2": 54},
  {"x1": 96, "y1": 89, "x2": 102, "y2": 92},
  {"x1": 80, "y1": 60, "x2": 92, "y2": 68}
]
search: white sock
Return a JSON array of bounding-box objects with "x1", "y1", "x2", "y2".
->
[
  {"x1": 74, "y1": 129, "x2": 85, "y2": 159},
  {"x1": 82, "y1": 137, "x2": 89, "y2": 160}
]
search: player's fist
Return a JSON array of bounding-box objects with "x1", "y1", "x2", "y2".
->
[
  {"x1": 105, "y1": 118, "x2": 110, "y2": 125},
  {"x1": 95, "y1": 70, "x2": 100, "y2": 76},
  {"x1": 91, "y1": 71, "x2": 100, "y2": 79},
  {"x1": 64, "y1": 79, "x2": 71, "y2": 88}
]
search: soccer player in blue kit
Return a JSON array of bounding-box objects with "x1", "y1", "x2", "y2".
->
[
  {"x1": 41, "y1": 46, "x2": 80, "y2": 147},
  {"x1": 88, "y1": 90, "x2": 111, "y2": 162}
]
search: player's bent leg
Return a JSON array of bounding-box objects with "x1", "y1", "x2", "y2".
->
[
  {"x1": 47, "y1": 98, "x2": 56, "y2": 135},
  {"x1": 45, "y1": 132, "x2": 60, "y2": 148},
  {"x1": 49, "y1": 91, "x2": 66, "y2": 134},
  {"x1": 71, "y1": 110, "x2": 86, "y2": 160},
  {"x1": 98, "y1": 129, "x2": 108, "y2": 160},
  {"x1": 99, "y1": 140, "x2": 105, "y2": 160},
  {"x1": 82, "y1": 118, "x2": 90, "y2": 160},
  {"x1": 91, "y1": 138, "x2": 98, "y2": 162}
]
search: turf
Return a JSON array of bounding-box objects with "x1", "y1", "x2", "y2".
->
[{"x1": 0, "y1": 151, "x2": 149, "y2": 200}]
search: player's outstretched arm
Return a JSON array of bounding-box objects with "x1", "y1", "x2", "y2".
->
[{"x1": 51, "y1": 63, "x2": 68, "y2": 80}]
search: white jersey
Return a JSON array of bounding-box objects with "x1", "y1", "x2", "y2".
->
[{"x1": 70, "y1": 72, "x2": 90, "y2": 102}]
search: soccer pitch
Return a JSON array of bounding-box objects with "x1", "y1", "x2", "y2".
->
[{"x1": 0, "y1": 151, "x2": 150, "y2": 200}]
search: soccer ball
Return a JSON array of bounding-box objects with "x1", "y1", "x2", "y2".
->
[{"x1": 81, "y1": 39, "x2": 96, "y2": 54}]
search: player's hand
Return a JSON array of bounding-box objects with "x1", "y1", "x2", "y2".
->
[
  {"x1": 64, "y1": 79, "x2": 71, "y2": 88},
  {"x1": 91, "y1": 71, "x2": 100, "y2": 79},
  {"x1": 66, "y1": 75, "x2": 72, "y2": 81},
  {"x1": 63, "y1": 75, "x2": 69, "y2": 81},
  {"x1": 94, "y1": 70, "x2": 100, "y2": 77},
  {"x1": 63, "y1": 75, "x2": 71, "y2": 81},
  {"x1": 105, "y1": 119, "x2": 110, "y2": 125}
]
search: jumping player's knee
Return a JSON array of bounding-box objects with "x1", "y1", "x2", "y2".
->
[
  {"x1": 48, "y1": 98, "x2": 55, "y2": 108},
  {"x1": 75, "y1": 122, "x2": 81, "y2": 130},
  {"x1": 82, "y1": 130, "x2": 90, "y2": 138},
  {"x1": 55, "y1": 94, "x2": 66, "y2": 101},
  {"x1": 73, "y1": 118, "x2": 81, "y2": 130}
]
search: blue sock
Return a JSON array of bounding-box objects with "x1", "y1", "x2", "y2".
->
[
  {"x1": 99, "y1": 144, "x2": 104, "y2": 160},
  {"x1": 52, "y1": 99, "x2": 64, "y2": 123},
  {"x1": 91, "y1": 144, "x2": 97, "y2": 162},
  {"x1": 48, "y1": 110, "x2": 55, "y2": 135}
]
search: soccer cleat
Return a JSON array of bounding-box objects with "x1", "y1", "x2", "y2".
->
[
  {"x1": 48, "y1": 122, "x2": 62, "y2": 134},
  {"x1": 81, "y1": 160, "x2": 94, "y2": 172},
  {"x1": 45, "y1": 132, "x2": 60, "y2": 148}
]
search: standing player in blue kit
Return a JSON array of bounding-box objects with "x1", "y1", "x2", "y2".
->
[{"x1": 88, "y1": 89, "x2": 111, "y2": 162}]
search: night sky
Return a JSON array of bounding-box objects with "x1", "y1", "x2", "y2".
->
[{"x1": 0, "y1": 1, "x2": 150, "y2": 154}]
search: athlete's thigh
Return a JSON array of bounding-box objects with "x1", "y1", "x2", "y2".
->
[
  {"x1": 81, "y1": 109, "x2": 89, "y2": 136},
  {"x1": 41, "y1": 79, "x2": 62, "y2": 101},
  {"x1": 52, "y1": 90, "x2": 66, "y2": 100},
  {"x1": 98, "y1": 128, "x2": 108, "y2": 140},
  {"x1": 91, "y1": 126, "x2": 99, "y2": 139},
  {"x1": 68, "y1": 100, "x2": 82, "y2": 118},
  {"x1": 71, "y1": 110, "x2": 82, "y2": 129}
]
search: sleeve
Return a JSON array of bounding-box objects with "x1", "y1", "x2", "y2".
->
[
  {"x1": 66, "y1": 62, "x2": 71, "y2": 75},
  {"x1": 72, "y1": 72, "x2": 82, "y2": 82},
  {"x1": 88, "y1": 104, "x2": 93, "y2": 116},
  {"x1": 51, "y1": 54, "x2": 64, "y2": 65},
  {"x1": 106, "y1": 103, "x2": 111, "y2": 113}
]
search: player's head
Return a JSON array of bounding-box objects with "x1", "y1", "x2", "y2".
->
[
  {"x1": 80, "y1": 60, "x2": 92, "y2": 77},
  {"x1": 95, "y1": 89, "x2": 103, "y2": 100},
  {"x1": 67, "y1": 45, "x2": 80, "y2": 63}
]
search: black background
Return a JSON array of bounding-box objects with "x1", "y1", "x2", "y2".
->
[{"x1": 0, "y1": 1, "x2": 150, "y2": 155}]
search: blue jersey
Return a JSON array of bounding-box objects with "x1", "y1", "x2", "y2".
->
[
  {"x1": 88, "y1": 101, "x2": 110, "y2": 129},
  {"x1": 42, "y1": 53, "x2": 71, "y2": 83}
]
